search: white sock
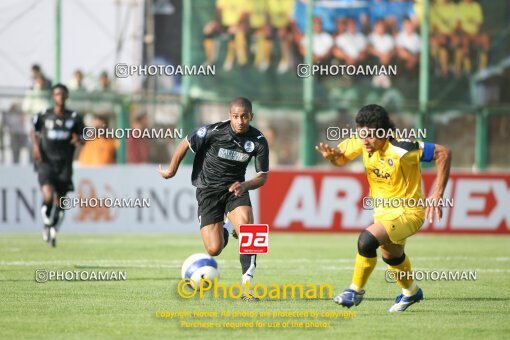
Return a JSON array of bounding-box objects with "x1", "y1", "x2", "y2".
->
[
  {"x1": 403, "y1": 282, "x2": 418, "y2": 296},
  {"x1": 349, "y1": 283, "x2": 362, "y2": 292}
]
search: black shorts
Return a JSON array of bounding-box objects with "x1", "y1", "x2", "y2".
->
[
  {"x1": 196, "y1": 187, "x2": 251, "y2": 228},
  {"x1": 36, "y1": 161, "x2": 74, "y2": 196}
]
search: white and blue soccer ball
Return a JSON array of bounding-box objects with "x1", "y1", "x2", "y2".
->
[{"x1": 181, "y1": 253, "x2": 219, "y2": 289}]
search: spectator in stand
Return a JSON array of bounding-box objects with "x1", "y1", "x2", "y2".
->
[
  {"x1": 22, "y1": 75, "x2": 51, "y2": 117},
  {"x1": 386, "y1": 0, "x2": 414, "y2": 36},
  {"x1": 78, "y1": 114, "x2": 116, "y2": 166},
  {"x1": 202, "y1": 0, "x2": 249, "y2": 70},
  {"x1": 97, "y1": 71, "x2": 112, "y2": 91},
  {"x1": 247, "y1": 0, "x2": 272, "y2": 72},
  {"x1": 31, "y1": 64, "x2": 51, "y2": 90},
  {"x1": 332, "y1": 18, "x2": 368, "y2": 66},
  {"x1": 126, "y1": 112, "x2": 150, "y2": 164},
  {"x1": 368, "y1": 20, "x2": 395, "y2": 87},
  {"x1": 430, "y1": 0, "x2": 461, "y2": 76},
  {"x1": 299, "y1": 17, "x2": 334, "y2": 64},
  {"x1": 3, "y1": 104, "x2": 29, "y2": 164},
  {"x1": 395, "y1": 18, "x2": 421, "y2": 72},
  {"x1": 457, "y1": 0, "x2": 490, "y2": 73},
  {"x1": 68, "y1": 69, "x2": 86, "y2": 92},
  {"x1": 368, "y1": 20, "x2": 395, "y2": 66},
  {"x1": 268, "y1": 0, "x2": 295, "y2": 74},
  {"x1": 369, "y1": 0, "x2": 391, "y2": 29}
]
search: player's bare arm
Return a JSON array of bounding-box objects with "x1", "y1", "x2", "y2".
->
[
  {"x1": 229, "y1": 172, "x2": 268, "y2": 197},
  {"x1": 158, "y1": 138, "x2": 190, "y2": 179},
  {"x1": 425, "y1": 143, "x2": 452, "y2": 223},
  {"x1": 315, "y1": 142, "x2": 348, "y2": 166},
  {"x1": 31, "y1": 129, "x2": 41, "y2": 161}
]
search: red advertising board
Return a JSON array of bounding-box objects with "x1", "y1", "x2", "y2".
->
[{"x1": 259, "y1": 170, "x2": 510, "y2": 234}]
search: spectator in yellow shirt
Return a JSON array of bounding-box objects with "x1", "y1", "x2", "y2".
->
[
  {"x1": 457, "y1": 0, "x2": 489, "y2": 72},
  {"x1": 268, "y1": 0, "x2": 295, "y2": 74},
  {"x1": 247, "y1": 0, "x2": 271, "y2": 72},
  {"x1": 430, "y1": 0, "x2": 461, "y2": 77},
  {"x1": 203, "y1": 0, "x2": 249, "y2": 70}
]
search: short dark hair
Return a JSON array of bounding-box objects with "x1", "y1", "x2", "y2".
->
[
  {"x1": 230, "y1": 97, "x2": 252, "y2": 113},
  {"x1": 51, "y1": 83, "x2": 69, "y2": 95},
  {"x1": 355, "y1": 104, "x2": 395, "y2": 132}
]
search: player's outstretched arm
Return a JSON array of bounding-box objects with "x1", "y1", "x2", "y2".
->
[
  {"x1": 229, "y1": 173, "x2": 268, "y2": 197},
  {"x1": 425, "y1": 143, "x2": 452, "y2": 223},
  {"x1": 158, "y1": 139, "x2": 190, "y2": 179},
  {"x1": 315, "y1": 142, "x2": 348, "y2": 166}
]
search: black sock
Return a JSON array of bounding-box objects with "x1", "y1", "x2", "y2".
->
[
  {"x1": 223, "y1": 227, "x2": 229, "y2": 248},
  {"x1": 43, "y1": 201, "x2": 53, "y2": 218},
  {"x1": 52, "y1": 206, "x2": 64, "y2": 228},
  {"x1": 240, "y1": 254, "x2": 257, "y2": 281}
]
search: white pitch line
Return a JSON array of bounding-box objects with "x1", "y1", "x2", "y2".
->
[
  {"x1": 0, "y1": 260, "x2": 509, "y2": 273},
  {"x1": 1, "y1": 257, "x2": 509, "y2": 266}
]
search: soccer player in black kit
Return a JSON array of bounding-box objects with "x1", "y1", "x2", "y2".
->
[
  {"x1": 158, "y1": 97, "x2": 269, "y2": 301},
  {"x1": 32, "y1": 84, "x2": 85, "y2": 247}
]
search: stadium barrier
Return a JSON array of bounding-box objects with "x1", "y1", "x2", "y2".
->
[
  {"x1": 1, "y1": 166, "x2": 508, "y2": 234},
  {"x1": 0, "y1": 165, "x2": 258, "y2": 232},
  {"x1": 260, "y1": 170, "x2": 510, "y2": 234}
]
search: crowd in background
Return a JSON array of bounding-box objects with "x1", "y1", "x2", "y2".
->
[
  {"x1": 1, "y1": 64, "x2": 153, "y2": 166},
  {"x1": 203, "y1": 0, "x2": 490, "y2": 79},
  {"x1": 0, "y1": 0, "x2": 501, "y2": 168}
]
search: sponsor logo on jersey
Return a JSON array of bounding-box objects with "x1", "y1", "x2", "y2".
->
[
  {"x1": 197, "y1": 126, "x2": 207, "y2": 138},
  {"x1": 244, "y1": 140, "x2": 255, "y2": 153},
  {"x1": 47, "y1": 130, "x2": 70, "y2": 140},
  {"x1": 218, "y1": 148, "x2": 249, "y2": 162},
  {"x1": 45, "y1": 120, "x2": 54, "y2": 129},
  {"x1": 373, "y1": 168, "x2": 390, "y2": 179},
  {"x1": 65, "y1": 119, "x2": 74, "y2": 129}
]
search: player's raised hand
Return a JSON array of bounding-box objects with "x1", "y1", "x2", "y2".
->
[
  {"x1": 315, "y1": 142, "x2": 344, "y2": 161},
  {"x1": 229, "y1": 181, "x2": 246, "y2": 197},
  {"x1": 158, "y1": 164, "x2": 175, "y2": 179},
  {"x1": 425, "y1": 195, "x2": 443, "y2": 223}
]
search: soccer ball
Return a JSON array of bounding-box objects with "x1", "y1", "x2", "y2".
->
[{"x1": 181, "y1": 253, "x2": 219, "y2": 289}]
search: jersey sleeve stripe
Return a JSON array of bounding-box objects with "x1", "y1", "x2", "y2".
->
[{"x1": 185, "y1": 135, "x2": 196, "y2": 154}]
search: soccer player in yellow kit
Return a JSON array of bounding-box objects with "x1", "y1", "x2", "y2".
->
[{"x1": 316, "y1": 104, "x2": 452, "y2": 312}]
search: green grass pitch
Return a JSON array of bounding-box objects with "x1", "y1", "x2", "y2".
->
[{"x1": 1, "y1": 233, "x2": 509, "y2": 339}]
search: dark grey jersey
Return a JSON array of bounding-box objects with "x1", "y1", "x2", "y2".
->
[
  {"x1": 186, "y1": 121, "x2": 269, "y2": 188},
  {"x1": 33, "y1": 108, "x2": 85, "y2": 164}
]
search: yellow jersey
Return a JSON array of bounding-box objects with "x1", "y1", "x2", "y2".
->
[
  {"x1": 268, "y1": 0, "x2": 295, "y2": 28},
  {"x1": 458, "y1": 1, "x2": 483, "y2": 35},
  {"x1": 431, "y1": 0, "x2": 458, "y2": 34},
  {"x1": 217, "y1": 0, "x2": 246, "y2": 26},
  {"x1": 338, "y1": 137, "x2": 427, "y2": 220},
  {"x1": 247, "y1": 0, "x2": 269, "y2": 29}
]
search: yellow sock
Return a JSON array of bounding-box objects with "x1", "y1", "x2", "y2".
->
[
  {"x1": 479, "y1": 52, "x2": 488, "y2": 70},
  {"x1": 463, "y1": 57, "x2": 472, "y2": 73},
  {"x1": 454, "y1": 49, "x2": 463, "y2": 74},
  {"x1": 203, "y1": 39, "x2": 216, "y2": 63},
  {"x1": 387, "y1": 255, "x2": 417, "y2": 295},
  {"x1": 351, "y1": 253, "x2": 377, "y2": 292},
  {"x1": 439, "y1": 48, "x2": 448, "y2": 75},
  {"x1": 263, "y1": 40, "x2": 272, "y2": 65},
  {"x1": 254, "y1": 37, "x2": 264, "y2": 66},
  {"x1": 235, "y1": 31, "x2": 247, "y2": 66},
  {"x1": 224, "y1": 41, "x2": 235, "y2": 66}
]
